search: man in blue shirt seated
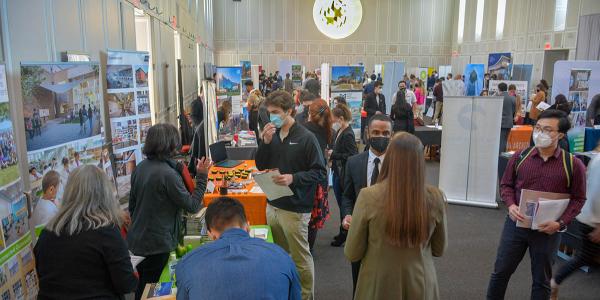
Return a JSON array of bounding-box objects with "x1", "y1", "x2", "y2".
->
[{"x1": 176, "y1": 197, "x2": 302, "y2": 300}]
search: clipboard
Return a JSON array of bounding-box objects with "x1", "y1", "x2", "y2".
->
[{"x1": 252, "y1": 170, "x2": 294, "y2": 201}]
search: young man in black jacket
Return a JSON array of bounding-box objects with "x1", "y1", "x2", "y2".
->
[
  {"x1": 364, "y1": 81, "x2": 386, "y2": 121},
  {"x1": 256, "y1": 90, "x2": 326, "y2": 300}
]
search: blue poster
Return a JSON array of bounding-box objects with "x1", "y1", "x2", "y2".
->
[
  {"x1": 240, "y1": 61, "x2": 251, "y2": 81},
  {"x1": 331, "y1": 66, "x2": 364, "y2": 92},
  {"x1": 488, "y1": 52, "x2": 512, "y2": 80},
  {"x1": 464, "y1": 64, "x2": 485, "y2": 96},
  {"x1": 511, "y1": 64, "x2": 533, "y2": 93}
]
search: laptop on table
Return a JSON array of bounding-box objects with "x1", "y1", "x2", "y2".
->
[{"x1": 209, "y1": 141, "x2": 243, "y2": 168}]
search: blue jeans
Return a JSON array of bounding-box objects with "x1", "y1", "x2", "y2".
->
[{"x1": 487, "y1": 216, "x2": 561, "y2": 300}]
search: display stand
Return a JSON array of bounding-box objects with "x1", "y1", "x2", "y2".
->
[
  {"x1": 382, "y1": 61, "x2": 405, "y2": 114},
  {"x1": 439, "y1": 96, "x2": 503, "y2": 208},
  {"x1": 203, "y1": 80, "x2": 218, "y2": 160},
  {"x1": 320, "y1": 63, "x2": 330, "y2": 102}
]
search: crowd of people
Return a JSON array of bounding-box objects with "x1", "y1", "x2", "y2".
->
[{"x1": 28, "y1": 68, "x2": 600, "y2": 300}]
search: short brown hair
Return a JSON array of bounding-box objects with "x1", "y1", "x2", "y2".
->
[
  {"x1": 264, "y1": 90, "x2": 294, "y2": 111},
  {"x1": 205, "y1": 197, "x2": 248, "y2": 232},
  {"x1": 508, "y1": 84, "x2": 517, "y2": 91},
  {"x1": 42, "y1": 170, "x2": 60, "y2": 192},
  {"x1": 332, "y1": 103, "x2": 352, "y2": 122}
]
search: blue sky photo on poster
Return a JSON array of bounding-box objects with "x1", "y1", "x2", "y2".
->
[
  {"x1": 216, "y1": 67, "x2": 242, "y2": 97},
  {"x1": 488, "y1": 52, "x2": 512, "y2": 80},
  {"x1": 464, "y1": 64, "x2": 485, "y2": 96},
  {"x1": 331, "y1": 66, "x2": 364, "y2": 92},
  {"x1": 240, "y1": 61, "x2": 251, "y2": 81}
]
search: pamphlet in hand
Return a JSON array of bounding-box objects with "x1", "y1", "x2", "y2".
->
[
  {"x1": 531, "y1": 198, "x2": 570, "y2": 230},
  {"x1": 536, "y1": 101, "x2": 551, "y2": 111},
  {"x1": 129, "y1": 251, "x2": 145, "y2": 271},
  {"x1": 252, "y1": 169, "x2": 294, "y2": 201},
  {"x1": 516, "y1": 189, "x2": 570, "y2": 229}
]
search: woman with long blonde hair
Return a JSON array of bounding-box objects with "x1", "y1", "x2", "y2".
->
[{"x1": 345, "y1": 132, "x2": 447, "y2": 300}]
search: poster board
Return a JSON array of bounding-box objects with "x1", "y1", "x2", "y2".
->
[
  {"x1": 489, "y1": 80, "x2": 528, "y2": 116},
  {"x1": 464, "y1": 64, "x2": 485, "y2": 96},
  {"x1": 417, "y1": 68, "x2": 428, "y2": 83},
  {"x1": 0, "y1": 64, "x2": 39, "y2": 298},
  {"x1": 106, "y1": 50, "x2": 152, "y2": 198},
  {"x1": 552, "y1": 60, "x2": 600, "y2": 152},
  {"x1": 330, "y1": 65, "x2": 365, "y2": 137},
  {"x1": 240, "y1": 61, "x2": 251, "y2": 82},
  {"x1": 291, "y1": 65, "x2": 303, "y2": 88},
  {"x1": 439, "y1": 96, "x2": 503, "y2": 208},
  {"x1": 511, "y1": 64, "x2": 533, "y2": 92},
  {"x1": 215, "y1": 67, "x2": 242, "y2": 116},
  {"x1": 382, "y1": 61, "x2": 405, "y2": 115},
  {"x1": 320, "y1": 63, "x2": 330, "y2": 102},
  {"x1": 488, "y1": 52, "x2": 512, "y2": 80},
  {"x1": 438, "y1": 65, "x2": 452, "y2": 79}
]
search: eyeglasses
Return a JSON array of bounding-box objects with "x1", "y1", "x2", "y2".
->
[{"x1": 533, "y1": 126, "x2": 558, "y2": 135}]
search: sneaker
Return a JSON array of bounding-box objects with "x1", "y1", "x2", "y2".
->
[{"x1": 330, "y1": 238, "x2": 345, "y2": 247}]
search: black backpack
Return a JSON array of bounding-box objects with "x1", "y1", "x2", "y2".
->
[{"x1": 515, "y1": 147, "x2": 574, "y2": 189}]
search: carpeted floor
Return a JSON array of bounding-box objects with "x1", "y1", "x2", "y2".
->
[{"x1": 313, "y1": 161, "x2": 600, "y2": 299}]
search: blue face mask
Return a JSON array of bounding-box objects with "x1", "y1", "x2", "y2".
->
[{"x1": 270, "y1": 113, "x2": 284, "y2": 128}]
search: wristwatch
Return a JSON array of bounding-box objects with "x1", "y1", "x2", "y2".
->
[{"x1": 558, "y1": 220, "x2": 567, "y2": 232}]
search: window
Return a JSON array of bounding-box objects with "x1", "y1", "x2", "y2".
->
[
  {"x1": 457, "y1": 0, "x2": 466, "y2": 44},
  {"x1": 475, "y1": 0, "x2": 485, "y2": 42},
  {"x1": 496, "y1": 0, "x2": 506, "y2": 40},
  {"x1": 554, "y1": 0, "x2": 568, "y2": 31}
]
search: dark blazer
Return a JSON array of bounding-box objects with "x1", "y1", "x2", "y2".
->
[
  {"x1": 390, "y1": 102, "x2": 415, "y2": 134},
  {"x1": 341, "y1": 151, "x2": 369, "y2": 217},
  {"x1": 331, "y1": 126, "x2": 358, "y2": 182},
  {"x1": 364, "y1": 92, "x2": 386, "y2": 120}
]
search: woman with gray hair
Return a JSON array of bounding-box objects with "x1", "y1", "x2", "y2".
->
[
  {"x1": 127, "y1": 123, "x2": 212, "y2": 300},
  {"x1": 34, "y1": 165, "x2": 137, "y2": 299}
]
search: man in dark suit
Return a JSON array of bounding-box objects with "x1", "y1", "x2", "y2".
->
[
  {"x1": 364, "y1": 81, "x2": 386, "y2": 122},
  {"x1": 497, "y1": 82, "x2": 516, "y2": 154},
  {"x1": 340, "y1": 114, "x2": 393, "y2": 296}
]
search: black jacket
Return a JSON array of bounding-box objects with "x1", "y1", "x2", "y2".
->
[
  {"x1": 364, "y1": 92, "x2": 386, "y2": 119},
  {"x1": 391, "y1": 101, "x2": 415, "y2": 134},
  {"x1": 35, "y1": 225, "x2": 138, "y2": 299},
  {"x1": 341, "y1": 151, "x2": 369, "y2": 217},
  {"x1": 303, "y1": 122, "x2": 332, "y2": 159},
  {"x1": 128, "y1": 159, "x2": 207, "y2": 256},
  {"x1": 256, "y1": 122, "x2": 327, "y2": 213},
  {"x1": 331, "y1": 126, "x2": 358, "y2": 181}
]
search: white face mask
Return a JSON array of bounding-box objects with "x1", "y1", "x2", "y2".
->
[
  {"x1": 533, "y1": 131, "x2": 553, "y2": 148},
  {"x1": 332, "y1": 122, "x2": 342, "y2": 132}
]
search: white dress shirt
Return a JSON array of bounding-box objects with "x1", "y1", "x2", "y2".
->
[
  {"x1": 391, "y1": 89, "x2": 417, "y2": 105},
  {"x1": 367, "y1": 149, "x2": 385, "y2": 187},
  {"x1": 31, "y1": 199, "x2": 58, "y2": 228},
  {"x1": 577, "y1": 155, "x2": 600, "y2": 227}
]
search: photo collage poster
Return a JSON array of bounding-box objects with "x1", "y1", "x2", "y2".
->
[
  {"x1": 330, "y1": 65, "x2": 364, "y2": 136},
  {"x1": 488, "y1": 52, "x2": 512, "y2": 80},
  {"x1": 21, "y1": 62, "x2": 108, "y2": 203},
  {"x1": 291, "y1": 65, "x2": 303, "y2": 88},
  {"x1": 488, "y1": 80, "x2": 529, "y2": 115},
  {"x1": 215, "y1": 66, "x2": 242, "y2": 132},
  {"x1": 106, "y1": 50, "x2": 151, "y2": 198},
  {"x1": 0, "y1": 64, "x2": 38, "y2": 299}
]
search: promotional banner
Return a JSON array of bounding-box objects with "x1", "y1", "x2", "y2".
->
[
  {"x1": 438, "y1": 65, "x2": 452, "y2": 79},
  {"x1": 291, "y1": 65, "x2": 302, "y2": 88},
  {"x1": 488, "y1": 52, "x2": 512, "y2": 80},
  {"x1": 240, "y1": 61, "x2": 251, "y2": 82},
  {"x1": 417, "y1": 68, "x2": 428, "y2": 83},
  {"x1": 331, "y1": 91, "x2": 362, "y2": 136},
  {"x1": 0, "y1": 64, "x2": 38, "y2": 299},
  {"x1": 382, "y1": 61, "x2": 405, "y2": 115},
  {"x1": 216, "y1": 67, "x2": 242, "y2": 115},
  {"x1": 106, "y1": 50, "x2": 152, "y2": 197},
  {"x1": 552, "y1": 60, "x2": 600, "y2": 152},
  {"x1": 464, "y1": 64, "x2": 485, "y2": 96},
  {"x1": 511, "y1": 64, "x2": 533, "y2": 92},
  {"x1": 330, "y1": 65, "x2": 364, "y2": 137}
]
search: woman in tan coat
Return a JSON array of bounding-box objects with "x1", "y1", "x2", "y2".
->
[
  {"x1": 344, "y1": 132, "x2": 447, "y2": 300},
  {"x1": 529, "y1": 83, "x2": 548, "y2": 123}
]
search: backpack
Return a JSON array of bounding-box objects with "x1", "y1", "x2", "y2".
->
[{"x1": 515, "y1": 147, "x2": 574, "y2": 189}]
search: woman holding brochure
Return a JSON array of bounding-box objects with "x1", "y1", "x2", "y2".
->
[{"x1": 551, "y1": 143, "x2": 600, "y2": 299}]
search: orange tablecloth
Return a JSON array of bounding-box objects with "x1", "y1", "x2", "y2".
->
[
  {"x1": 204, "y1": 160, "x2": 267, "y2": 225},
  {"x1": 507, "y1": 125, "x2": 533, "y2": 152}
]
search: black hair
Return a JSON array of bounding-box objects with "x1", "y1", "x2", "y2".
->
[
  {"x1": 498, "y1": 82, "x2": 508, "y2": 92},
  {"x1": 143, "y1": 123, "x2": 181, "y2": 160},
  {"x1": 299, "y1": 90, "x2": 319, "y2": 102},
  {"x1": 538, "y1": 109, "x2": 571, "y2": 134},
  {"x1": 436, "y1": 78, "x2": 442, "y2": 83},
  {"x1": 554, "y1": 94, "x2": 567, "y2": 105},
  {"x1": 374, "y1": 81, "x2": 384, "y2": 88},
  {"x1": 368, "y1": 114, "x2": 393, "y2": 128},
  {"x1": 205, "y1": 197, "x2": 248, "y2": 232},
  {"x1": 244, "y1": 80, "x2": 253, "y2": 87},
  {"x1": 370, "y1": 74, "x2": 377, "y2": 81}
]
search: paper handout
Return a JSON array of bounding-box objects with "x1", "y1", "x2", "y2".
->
[
  {"x1": 516, "y1": 189, "x2": 570, "y2": 228},
  {"x1": 129, "y1": 251, "x2": 145, "y2": 270},
  {"x1": 252, "y1": 170, "x2": 294, "y2": 201},
  {"x1": 531, "y1": 198, "x2": 570, "y2": 230}
]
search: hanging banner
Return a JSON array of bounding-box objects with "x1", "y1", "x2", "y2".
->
[
  {"x1": 464, "y1": 64, "x2": 485, "y2": 96},
  {"x1": 0, "y1": 64, "x2": 38, "y2": 299},
  {"x1": 511, "y1": 64, "x2": 533, "y2": 92},
  {"x1": 216, "y1": 67, "x2": 242, "y2": 116},
  {"x1": 331, "y1": 65, "x2": 364, "y2": 136},
  {"x1": 106, "y1": 50, "x2": 152, "y2": 197},
  {"x1": 488, "y1": 52, "x2": 512, "y2": 80},
  {"x1": 291, "y1": 65, "x2": 303, "y2": 89}
]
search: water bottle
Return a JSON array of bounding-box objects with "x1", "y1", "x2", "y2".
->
[
  {"x1": 168, "y1": 253, "x2": 177, "y2": 282},
  {"x1": 434, "y1": 119, "x2": 439, "y2": 129}
]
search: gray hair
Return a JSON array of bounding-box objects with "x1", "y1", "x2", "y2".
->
[{"x1": 46, "y1": 165, "x2": 122, "y2": 236}]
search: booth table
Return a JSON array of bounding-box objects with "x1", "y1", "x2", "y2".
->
[
  {"x1": 205, "y1": 160, "x2": 267, "y2": 225},
  {"x1": 506, "y1": 125, "x2": 533, "y2": 152},
  {"x1": 414, "y1": 126, "x2": 442, "y2": 146}
]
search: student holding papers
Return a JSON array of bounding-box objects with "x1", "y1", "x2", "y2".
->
[
  {"x1": 487, "y1": 110, "x2": 587, "y2": 300},
  {"x1": 255, "y1": 90, "x2": 327, "y2": 300},
  {"x1": 551, "y1": 146, "x2": 600, "y2": 300}
]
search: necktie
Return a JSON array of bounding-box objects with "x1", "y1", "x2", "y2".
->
[{"x1": 371, "y1": 157, "x2": 380, "y2": 186}]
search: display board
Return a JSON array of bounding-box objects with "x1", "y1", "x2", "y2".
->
[
  {"x1": 511, "y1": 64, "x2": 533, "y2": 92},
  {"x1": 464, "y1": 64, "x2": 485, "y2": 96},
  {"x1": 216, "y1": 67, "x2": 242, "y2": 115},
  {"x1": 203, "y1": 80, "x2": 218, "y2": 157},
  {"x1": 417, "y1": 68, "x2": 428, "y2": 83},
  {"x1": 240, "y1": 61, "x2": 251, "y2": 82},
  {"x1": 488, "y1": 52, "x2": 512, "y2": 80},
  {"x1": 438, "y1": 65, "x2": 452, "y2": 79},
  {"x1": 320, "y1": 63, "x2": 330, "y2": 102},
  {"x1": 382, "y1": 61, "x2": 405, "y2": 115},
  {"x1": 291, "y1": 65, "x2": 303, "y2": 88},
  {"x1": 439, "y1": 96, "x2": 503, "y2": 208},
  {"x1": 0, "y1": 64, "x2": 38, "y2": 299},
  {"x1": 552, "y1": 60, "x2": 600, "y2": 152},
  {"x1": 278, "y1": 60, "x2": 302, "y2": 81},
  {"x1": 106, "y1": 50, "x2": 152, "y2": 197},
  {"x1": 489, "y1": 80, "x2": 528, "y2": 115},
  {"x1": 330, "y1": 65, "x2": 364, "y2": 137}
]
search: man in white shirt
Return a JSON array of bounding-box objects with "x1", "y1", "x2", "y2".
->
[
  {"x1": 31, "y1": 170, "x2": 61, "y2": 228},
  {"x1": 391, "y1": 81, "x2": 416, "y2": 107}
]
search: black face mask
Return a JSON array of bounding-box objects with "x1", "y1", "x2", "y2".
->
[{"x1": 369, "y1": 136, "x2": 390, "y2": 153}]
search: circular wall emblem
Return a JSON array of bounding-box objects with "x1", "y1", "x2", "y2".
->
[{"x1": 313, "y1": 0, "x2": 362, "y2": 39}]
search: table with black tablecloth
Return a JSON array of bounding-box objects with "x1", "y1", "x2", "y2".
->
[{"x1": 414, "y1": 126, "x2": 442, "y2": 146}]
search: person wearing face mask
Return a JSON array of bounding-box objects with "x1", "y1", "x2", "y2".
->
[
  {"x1": 295, "y1": 90, "x2": 319, "y2": 125},
  {"x1": 391, "y1": 81, "x2": 416, "y2": 111},
  {"x1": 364, "y1": 81, "x2": 386, "y2": 122},
  {"x1": 340, "y1": 114, "x2": 393, "y2": 295},
  {"x1": 329, "y1": 104, "x2": 358, "y2": 247},
  {"x1": 487, "y1": 109, "x2": 587, "y2": 300},
  {"x1": 497, "y1": 82, "x2": 516, "y2": 154},
  {"x1": 255, "y1": 91, "x2": 327, "y2": 300},
  {"x1": 175, "y1": 197, "x2": 301, "y2": 300}
]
